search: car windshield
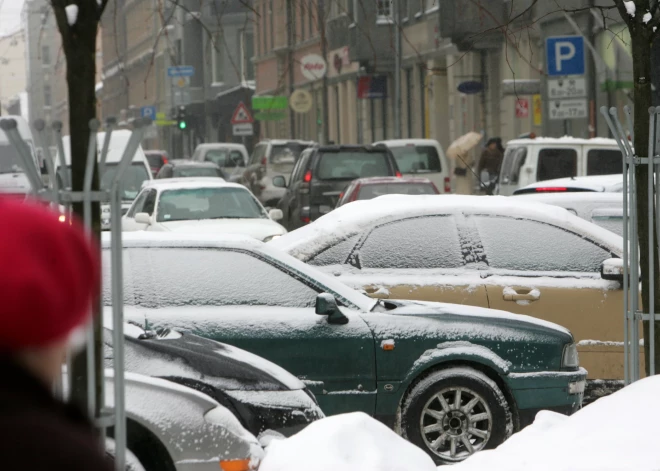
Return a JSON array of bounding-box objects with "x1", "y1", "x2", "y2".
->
[
  {"x1": 270, "y1": 143, "x2": 308, "y2": 164},
  {"x1": 204, "y1": 149, "x2": 245, "y2": 168},
  {"x1": 57, "y1": 162, "x2": 150, "y2": 201},
  {"x1": 0, "y1": 143, "x2": 27, "y2": 174},
  {"x1": 156, "y1": 187, "x2": 266, "y2": 222},
  {"x1": 358, "y1": 183, "x2": 437, "y2": 199},
  {"x1": 317, "y1": 151, "x2": 391, "y2": 180},
  {"x1": 389, "y1": 146, "x2": 442, "y2": 173},
  {"x1": 146, "y1": 153, "x2": 165, "y2": 168},
  {"x1": 172, "y1": 166, "x2": 222, "y2": 178}
]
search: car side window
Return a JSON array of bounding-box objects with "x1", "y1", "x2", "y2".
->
[
  {"x1": 126, "y1": 190, "x2": 149, "y2": 217},
  {"x1": 356, "y1": 216, "x2": 464, "y2": 269},
  {"x1": 473, "y1": 215, "x2": 612, "y2": 273},
  {"x1": 250, "y1": 144, "x2": 267, "y2": 165},
  {"x1": 104, "y1": 248, "x2": 320, "y2": 308},
  {"x1": 308, "y1": 235, "x2": 360, "y2": 266},
  {"x1": 537, "y1": 148, "x2": 577, "y2": 181},
  {"x1": 142, "y1": 190, "x2": 157, "y2": 216}
]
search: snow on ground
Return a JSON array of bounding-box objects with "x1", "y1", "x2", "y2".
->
[
  {"x1": 452, "y1": 375, "x2": 660, "y2": 471},
  {"x1": 259, "y1": 412, "x2": 436, "y2": 471}
]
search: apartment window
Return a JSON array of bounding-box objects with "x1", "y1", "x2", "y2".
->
[
  {"x1": 376, "y1": 0, "x2": 392, "y2": 21},
  {"x1": 44, "y1": 85, "x2": 52, "y2": 107},
  {"x1": 41, "y1": 45, "x2": 51, "y2": 65},
  {"x1": 240, "y1": 30, "x2": 255, "y2": 80},
  {"x1": 212, "y1": 35, "x2": 224, "y2": 83}
]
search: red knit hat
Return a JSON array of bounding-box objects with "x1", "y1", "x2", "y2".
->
[{"x1": 0, "y1": 198, "x2": 100, "y2": 351}]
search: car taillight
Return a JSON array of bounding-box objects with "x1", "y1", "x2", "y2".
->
[
  {"x1": 261, "y1": 157, "x2": 267, "y2": 166},
  {"x1": 162, "y1": 156, "x2": 169, "y2": 165},
  {"x1": 535, "y1": 187, "x2": 567, "y2": 192},
  {"x1": 395, "y1": 171, "x2": 402, "y2": 178},
  {"x1": 444, "y1": 177, "x2": 451, "y2": 193},
  {"x1": 303, "y1": 170, "x2": 312, "y2": 183},
  {"x1": 301, "y1": 216, "x2": 311, "y2": 223},
  {"x1": 349, "y1": 183, "x2": 361, "y2": 202}
]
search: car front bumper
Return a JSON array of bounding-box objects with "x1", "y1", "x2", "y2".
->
[{"x1": 505, "y1": 367, "x2": 587, "y2": 430}]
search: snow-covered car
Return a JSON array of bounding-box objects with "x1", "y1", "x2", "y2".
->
[
  {"x1": 103, "y1": 232, "x2": 585, "y2": 464},
  {"x1": 512, "y1": 192, "x2": 623, "y2": 236},
  {"x1": 102, "y1": 323, "x2": 324, "y2": 438},
  {"x1": 121, "y1": 180, "x2": 287, "y2": 242},
  {"x1": 512, "y1": 174, "x2": 623, "y2": 194},
  {"x1": 63, "y1": 369, "x2": 263, "y2": 471},
  {"x1": 270, "y1": 194, "x2": 628, "y2": 395}
]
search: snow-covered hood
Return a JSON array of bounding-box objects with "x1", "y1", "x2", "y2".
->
[
  {"x1": 0, "y1": 172, "x2": 31, "y2": 194},
  {"x1": 161, "y1": 218, "x2": 286, "y2": 241}
]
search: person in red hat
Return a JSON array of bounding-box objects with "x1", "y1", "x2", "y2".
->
[{"x1": 0, "y1": 198, "x2": 113, "y2": 470}]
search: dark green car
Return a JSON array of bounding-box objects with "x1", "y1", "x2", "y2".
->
[{"x1": 106, "y1": 234, "x2": 586, "y2": 464}]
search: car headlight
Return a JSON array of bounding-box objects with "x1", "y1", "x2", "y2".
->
[
  {"x1": 562, "y1": 343, "x2": 579, "y2": 368},
  {"x1": 263, "y1": 234, "x2": 281, "y2": 242}
]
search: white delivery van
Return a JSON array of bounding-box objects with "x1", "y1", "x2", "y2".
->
[
  {"x1": 56, "y1": 130, "x2": 153, "y2": 229},
  {"x1": 497, "y1": 136, "x2": 621, "y2": 196},
  {"x1": 373, "y1": 139, "x2": 452, "y2": 193},
  {"x1": 0, "y1": 116, "x2": 40, "y2": 196}
]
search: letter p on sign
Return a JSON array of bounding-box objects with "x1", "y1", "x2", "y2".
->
[{"x1": 546, "y1": 36, "x2": 585, "y2": 76}]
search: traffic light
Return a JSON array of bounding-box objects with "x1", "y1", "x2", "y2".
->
[{"x1": 176, "y1": 106, "x2": 188, "y2": 130}]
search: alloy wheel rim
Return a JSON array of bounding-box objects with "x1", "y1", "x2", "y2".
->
[{"x1": 419, "y1": 386, "x2": 492, "y2": 461}]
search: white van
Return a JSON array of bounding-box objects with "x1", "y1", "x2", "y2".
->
[
  {"x1": 0, "y1": 116, "x2": 39, "y2": 196},
  {"x1": 497, "y1": 137, "x2": 621, "y2": 196},
  {"x1": 56, "y1": 130, "x2": 153, "y2": 229},
  {"x1": 373, "y1": 139, "x2": 451, "y2": 193}
]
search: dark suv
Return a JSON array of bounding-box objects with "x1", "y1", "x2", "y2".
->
[{"x1": 275, "y1": 144, "x2": 401, "y2": 230}]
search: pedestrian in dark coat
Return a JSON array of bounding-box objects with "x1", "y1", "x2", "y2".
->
[
  {"x1": 477, "y1": 137, "x2": 505, "y2": 179},
  {"x1": 0, "y1": 198, "x2": 112, "y2": 471}
]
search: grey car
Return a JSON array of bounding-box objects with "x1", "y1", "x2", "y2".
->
[{"x1": 192, "y1": 143, "x2": 248, "y2": 183}]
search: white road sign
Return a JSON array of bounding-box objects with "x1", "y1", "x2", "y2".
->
[
  {"x1": 233, "y1": 123, "x2": 254, "y2": 136},
  {"x1": 548, "y1": 77, "x2": 587, "y2": 99},
  {"x1": 549, "y1": 99, "x2": 588, "y2": 120}
]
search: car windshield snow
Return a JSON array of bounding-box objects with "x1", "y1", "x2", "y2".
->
[{"x1": 156, "y1": 187, "x2": 267, "y2": 222}]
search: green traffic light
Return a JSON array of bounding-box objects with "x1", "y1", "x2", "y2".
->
[{"x1": 178, "y1": 121, "x2": 187, "y2": 130}]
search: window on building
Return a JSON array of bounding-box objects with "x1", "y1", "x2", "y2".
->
[
  {"x1": 240, "y1": 30, "x2": 255, "y2": 80},
  {"x1": 212, "y1": 34, "x2": 224, "y2": 83},
  {"x1": 41, "y1": 45, "x2": 51, "y2": 65},
  {"x1": 376, "y1": 0, "x2": 392, "y2": 21},
  {"x1": 44, "y1": 85, "x2": 52, "y2": 107}
]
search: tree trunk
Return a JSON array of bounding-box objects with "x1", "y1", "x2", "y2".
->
[
  {"x1": 631, "y1": 31, "x2": 660, "y2": 376},
  {"x1": 51, "y1": 1, "x2": 103, "y2": 411}
]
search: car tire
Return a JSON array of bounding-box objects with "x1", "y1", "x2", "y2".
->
[{"x1": 401, "y1": 366, "x2": 512, "y2": 465}]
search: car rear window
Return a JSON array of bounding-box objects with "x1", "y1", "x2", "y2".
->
[
  {"x1": 172, "y1": 167, "x2": 223, "y2": 178},
  {"x1": 270, "y1": 144, "x2": 309, "y2": 164},
  {"x1": 145, "y1": 154, "x2": 164, "y2": 168},
  {"x1": 357, "y1": 183, "x2": 437, "y2": 200},
  {"x1": 587, "y1": 149, "x2": 622, "y2": 176},
  {"x1": 537, "y1": 148, "x2": 577, "y2": 181},
  {"x1": 316, "y1": 151, "x2": 391, "y2": 180},
  {"x1": 204, "y1": 149, "x2": 245, "y2": 168},
  {"x1": 389, "y1": 146, "x2": 442, "y2": 173}
]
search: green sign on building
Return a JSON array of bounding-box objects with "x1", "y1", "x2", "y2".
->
[{"x1": 252, "y1": 96, "x2": 288, "y2": 110}]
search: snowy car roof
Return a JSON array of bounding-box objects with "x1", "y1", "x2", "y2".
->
[
  {"x1": 195, "y1": 143, "x2": 247, "y2": 150},
  {"x1": 514, "y1": 174, "x2": 623, "y2": 193},
  {"x1": 270, "y1": 195, "x2": 624, "y2": 260},
  {"x1": 141, "y1": 179, "x2": 244, "y2": 192},
  {"x1": 374, "y1": 139, "x2": 442, "y2": 147},
  {"x1": 349, "y1": 176, "x2": 435, "y2": 185}
]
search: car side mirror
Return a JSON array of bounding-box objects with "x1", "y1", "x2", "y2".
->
[
  {"x1": 315, "y1": 293, "x2": 348, "y2": 325},
  {"x1": 135, "y1": 212, "x2": 152, "y2": 225},
  {"x1": 601, "y1": 258, "x2": 624, "y2": 284},
  {"x1": 272, "y1": 175, "x2": 287, "y2": 188},
  {"x1": 268, "y1": 208, "x2": 283, "y2": 221}
]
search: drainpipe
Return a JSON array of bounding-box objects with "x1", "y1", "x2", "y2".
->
[
  {"x1": 319, "y1": 0, "x2": 330, "y2": 144},
  {"x1": 393, "y1": 0, "x2": 402, "y2": 139},
  {"x1": 287, "y1": 0, "x2": 295, "y2": 138}
]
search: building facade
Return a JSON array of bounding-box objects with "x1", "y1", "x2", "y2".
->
[{"x1": 0, "y1": 28, "x2": 27, "y2": 117}]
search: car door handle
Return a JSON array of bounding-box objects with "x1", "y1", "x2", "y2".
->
[
  {"x1": 364, "y1": 286, "x2": 390, "y2": 299},
  {"x1": 503, "y1": 288, "x2": 540, "y2": 302}
]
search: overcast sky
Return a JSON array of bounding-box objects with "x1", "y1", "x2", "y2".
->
[{"x1": 0, "y1": 0, "x2": 25, "y2": 36}]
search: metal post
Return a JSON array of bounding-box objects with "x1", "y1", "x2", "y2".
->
[
  {"x1": 0, "y1": 119, "x2": 43, "y2": 193},
  {"x1": 53, "y1": 121, "x2": 71, "y2": 190},
  {"x1": 33, "y1": 119, "x2": 58, "y2": 208},
  {"x1": 393, "y1": 0, "x2": 401, "y2": 139},
  {"x1": 99, "y1": 118, "x2": 117, "y2": 179},
  {"x1": 110, "y1": 118, "x2": 149, "y2": 471},
  {"x1": 649, "y1": 108, "x2": 657, "y2": 376}
]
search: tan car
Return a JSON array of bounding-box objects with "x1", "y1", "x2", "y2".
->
[{"x1": 270, "y1": 195, "x2": 638, "y2": 389}]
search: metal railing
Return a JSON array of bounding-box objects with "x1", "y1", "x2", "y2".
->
[
  {"x1": 0, "y1": 116, "x2": 151, "y2": 471},
  {"x1": 601, "y1": 105, "x2": 658, "y2": 384}
]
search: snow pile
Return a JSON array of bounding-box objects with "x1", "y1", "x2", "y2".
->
[
  {"x1": 624, "y1": 1, "x2": 636, "y2": 17},
  {"x1": 65, "y1": 4, "x2": 78, "y2": 25},
  {"x1": 452, "y1": 375, "x2": 660, "y2": 471},
  {"x1": 260, "y1": 412, "x2": 436, "y2": 471},
  {"x1": 643, "y1": 12, "x2": 652, "y2": 23}
]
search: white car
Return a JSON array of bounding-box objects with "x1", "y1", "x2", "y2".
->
[
  {"x1": 122, "y1": 180, "x2": 287, "y2": 242},
  {"x1": 512, "y1": 174, "x2": 623, "y2": 194}
]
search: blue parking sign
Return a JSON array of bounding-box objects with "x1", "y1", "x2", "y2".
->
[
  {"x1": 546, "y1": 36, "x2": 585, "y2": 76},
  {"x1": 141, "y1": 106, "x2": 156, "y2": 119}
]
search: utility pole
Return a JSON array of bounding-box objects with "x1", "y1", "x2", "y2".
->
[
  {"x1": 318, "y1": 0, "x2": 329, "y2": 144},
  {"x1": 287, "y1": 0, "x2": 295, "y2": 139},
  {"x1": 393, "y1": 0, "x2": 402, "y2": 139}
]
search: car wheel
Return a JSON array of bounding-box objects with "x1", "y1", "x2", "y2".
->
[{"x1": 402, "y1": 367, "x2": 511, "y2": 465}]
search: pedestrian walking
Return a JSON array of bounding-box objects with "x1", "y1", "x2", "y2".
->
[
  {"x1": 0, "y1": 198, "x2": 112, "y2": 470},
  {"x1": 477, "y1": 137, "x2": 505, "y2": 182}
]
